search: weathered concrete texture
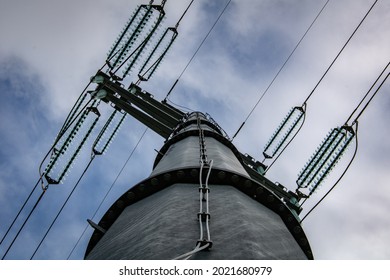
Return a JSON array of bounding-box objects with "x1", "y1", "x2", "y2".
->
[
  {"x1": 86, "y1": 183, "x2": 307, "y2": 260},
  {"x1": 151, "y1": 136, "x2": 249, "y2": 177}
]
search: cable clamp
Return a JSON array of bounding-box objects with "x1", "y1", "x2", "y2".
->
[
  {"x1": 197, "y1": 212, "x2": 210, "y2": 222},
  {"x1": 198, "y1": 187, "x2": 210, "y2": 193},
  {"x1": 197, "y1": 239, "x2": 213, "y2": 249}
]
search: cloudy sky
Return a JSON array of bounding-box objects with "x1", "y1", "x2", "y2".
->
[{"x1": 0, "y1": 0, "x2": 389, "y2": 260}]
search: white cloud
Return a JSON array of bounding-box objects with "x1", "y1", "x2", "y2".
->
[{"x1": 0, "y1": 0, "x2": 389, "y2": 260}]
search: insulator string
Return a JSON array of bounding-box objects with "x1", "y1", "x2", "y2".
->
[
  {"x1": 257, "y1": 0, "x2": 378, "y2": 173},
  {"x1": 298, "y1": 61, "x2": 388, "y2": 208},
  {"x1": 2, "y1": 51, "x2": 113, "y2": 256},
  {"x1": 300, "y1": 67, "x2": 388, "y2": 219},
  {"x1": 265, "y1": 106, "x2": 307, "y2": 172},
  {"x1": 300, "y1": 122, "x2": 359, "y2": 223}
]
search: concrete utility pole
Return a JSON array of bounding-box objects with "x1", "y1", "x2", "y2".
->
[{"x1": 84, "y1": 72, "x2": 312, "y2": 259}]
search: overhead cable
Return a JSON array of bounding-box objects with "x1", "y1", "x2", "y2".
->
[
  {"x1": 300, "y1": 122, "x2": 359, "y2": 223},
  {"x1": 260, "y1": 0, "x2": 379, "y2": 171},
  {"x1": 1, "y1": 191, "x2": 46, "y2": 260},
  {"x1": 30, "y1": 156, "x2": 95, "y2": 259},
  {"x1": 300, "y1": 61, "x2": 389, "y2": 220},
  {"x1": 67, "y1": 128, "x2": 148, "y2": 259},
  {"x1": 302, "y1": 0, "x2": 379, "y2": 105},
  {"x1": 231, "y1": 0, "x2": 330, "y2": 140},
  {"x1": 344, "y1": 61, "x2": 390, "y2": 125},
  {"x1": 164, "y1": 0, "x2": 232, "y2": 101}
]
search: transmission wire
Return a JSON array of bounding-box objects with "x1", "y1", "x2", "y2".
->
[
  {"x1": 175, "y1": 0, "x2": 195, "y2": 29},
  {"x1": 0, "y1": 104, "x2": 93, "y2": 256},
  {"x1": 2, "y1": 5, "x2": 161, "y2": 255},
  {"x1": 30, "y1": 155, "x2": 95, "y2": 259},
  {"x1": 1, "y1": 190, "x2": 46, "y2": 260},
  {"x1": 0, "y1": 50, "x2": 116, "y2": 257},
  {"x1": 301, "y1": 61, "x2": 389, "y2": 221},
  {"x1": 352, "y1": 71, "x2": 389, "y2": 124},
  {"x1": 346, "y1": 61, "x2": 389, "y2": 125},
  {"x1": 302, "y1": 0, "x2": 379, "y2": 106},
  {"x1": 300, "y1": 122, "x2": 359, "y2": 223},
  {"x1": 1, "y1": 97, "x2": 95, "y2": 247},
  {"x1": 231, "y1": 0, "x2": 330, "y2": 140},
  {"x1": 164, "y1": 0, "x2": 232, "y2": 102},
  {"x1": 67, "y1": 128, "x2": 148, "y2": 259},
  {"x1": 0, "y1": 178, "x2": 40, "y2": 246}
]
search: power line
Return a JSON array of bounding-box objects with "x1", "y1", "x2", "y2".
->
[
  {"x1": 302, "y1": 0, "x2": 379, "y2": 105},
  {"x1": 2, "y1": 190, "x2": 46, "y2": 260},
  {"x1": 352, "y1": 70, "x2": 389, "y2": 124},
  {"x1": 67, "y1": 128, "x2": 148, "y2": 259},
  {"x1": 0, "y1": 179, "x2": 40, "y2": 246},
  {"x1": 231, "y1": 0, "x2": 330, "y2": 140},
  {"x1": 164, "y1": 0, "x2": 232, "y2": 101},
  {"x1": 345, "y1": 62, "x2": 389, "y2": 125},
  {"x1": 1, "y1": 96, "x2": 95, "y2": 248},
  {"x1": 300, "y1": 122, "x2": 359, "y2": 223},
  {"x1": 300, "y1": 61, "x2": 389, "y2": 221},
  {"x1": 175, "y1": 0, "x2": 195, "y2": 29},
  {"x1": 30, "y1": 156, "x2": 95, "y2": 259},
  {"x1": 257, "y1": 0, "x2": 379, "y2": 172}
]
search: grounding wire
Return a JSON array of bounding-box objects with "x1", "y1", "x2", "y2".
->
[
  {"x1": 67, "y1": 128, "x2": 148, "y2": 259},
  {"x1": 163, "y1": 0, "x2": 232, "y2": 101},
  {"x1": 204, "y1": 160, "x2": 213, "y2": 242},
  {"x1": 231, "y1": 0, "x2": 330, "y2": 140},
  {"x1": 174, "y1": 160, "x2": 213, "y2": 260},
  {"x1": 173, "y1": 243, "x2": 209, "y2": 260},
  {"x1": 198, "y1": 161, "x2": 205, "y2": 241},
  {"x1": 30, "y1": 155, "x2": 96, "y2": 259},
  {"x1": 174, "y1": 116, "x2": 213, "y2": 260}
]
